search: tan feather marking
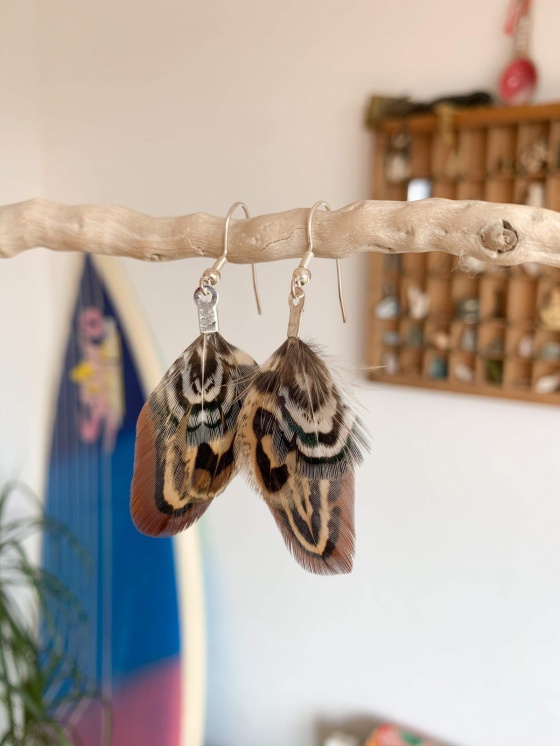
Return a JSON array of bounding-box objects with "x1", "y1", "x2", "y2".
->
[
  {"x1": 283, "y1": 479, "x2": 329, "y2": 555},
  {"x1": 269, "y1": 471, "x2": 355, "y2": 575}
]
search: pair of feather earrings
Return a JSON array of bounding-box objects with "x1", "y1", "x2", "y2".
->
[{"x1": 130, "y1": 202, "x2": 368, "y2": 575}]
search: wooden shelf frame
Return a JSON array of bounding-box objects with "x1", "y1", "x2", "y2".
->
[{"x1": 366, "y1": 101, "x2": 560, "y2": 405}]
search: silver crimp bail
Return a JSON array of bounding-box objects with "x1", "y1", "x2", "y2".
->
[
  {"x1": 287, "y1": 293, "x2": 305, "y2": 338},
  {"x1": 194, "y1": 284, "x2": 219, "y2": 334}
]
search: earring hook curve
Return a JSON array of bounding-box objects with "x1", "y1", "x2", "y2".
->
[
  {"x1": 199, "y1": 202, "x2": 262, "y2": 315},
  {"x1": 292, "y1": 200, "x2": 347, "y2": 323}
]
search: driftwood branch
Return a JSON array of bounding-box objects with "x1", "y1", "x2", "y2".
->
[{"x1": 2, "y1": 197, "x2": 560, "y2": 266}]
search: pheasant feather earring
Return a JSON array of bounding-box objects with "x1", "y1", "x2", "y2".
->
[
  {"x1": 131, "y1": 202, "x2": 261, "y2": 537},
  {"x1": 237, "y1": 201, "x2": 369, "y2": 575}
]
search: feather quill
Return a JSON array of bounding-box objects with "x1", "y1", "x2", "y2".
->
[
  {"x1": 237, "y1": 337, "x2": 368, "y2": 575},
  {"x1": 131, "y1": 332, "x2": 258, "y2": 537}
]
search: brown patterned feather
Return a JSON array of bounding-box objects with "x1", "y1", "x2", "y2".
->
[
  {"x1": 131, "y1": 332, "x2": 258, "y2": 537},
  {"x1": 237, "y1": 337, "x2": 368, "y2": 574}
]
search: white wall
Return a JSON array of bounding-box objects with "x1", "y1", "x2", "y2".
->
[
  {"x1": 0, "y1": 1, "x2": 46, "y2": 491},
  {"x1": 2, "y1": 1, "x2": 560, "y2": 744}
]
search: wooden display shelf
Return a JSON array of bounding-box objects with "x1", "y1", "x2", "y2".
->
[
  {"x1": 378, "y1": 101, "x2": 560, "y2": 133},
  {"x1": 366, "y1": 101, "x2": 560, "y2": 405}
]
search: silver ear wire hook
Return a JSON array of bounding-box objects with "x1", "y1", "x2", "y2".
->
[
  {"x1": 307, "y1": 201, "x2": 347, "y2": 323},
  {"x1": 336, "y1": 257, "x2": 347, "y2": 324},
  {"x1": 287, "y1": 200, "x2": 346, "y2": 338},
  {"x1": 200, "y1": 202, "x2": 262, "y2": 315}
]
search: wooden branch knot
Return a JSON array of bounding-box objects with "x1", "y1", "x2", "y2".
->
[{"x1": 480, "y1": 219, "x2": 519, "y2": 254}]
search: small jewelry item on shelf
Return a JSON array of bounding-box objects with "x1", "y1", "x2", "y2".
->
[
  {"x1": 522, "y1": 262, "x2": 541, "y2": 278},
  {"x1": 518, "y1": 333, "x2": 534, "y2": 358},
  {"x1": 381, "y1": 350, "x2": 400, "y2": 375},
  {"x1": 519, "y1": 138, "x2": 549, "y2": 176},
  {"x1": 428, "y1": 355, "x2": 448, "y2": 379},
  {"x1": 382, "y1": 330, "x2": 400, "y2": 346},
  {"x1": 455, "y1": 297, "x2": 480, "y2": 324},
  {"x1": 460, "y1": 325, "x2": 477, "y2": 352},
  {"x1": 432, "y1": 330, "x2": 450, "y2": 351},
  {"x1": 374, "y1": 288, "x2": 400, "y2": 319},
  {"x1": 385, "y1": 129, "x2": 411, "y2": 183},
  {"x1": 539, "y1": 287, "x2": 560, "y2": 330},
  {"x1": 407, "y1": 285, "x2": 430, "y2": 320},
  {"x1": 524, "y1": 181, "x2": 546, "y2": 208},
  {"x1": 407, "y1": 177, "x2": 432, "y2": 202},
  {"x1": 498, "y1": 0, "x2": 538, "y2": 105},
  {"x1": 454, "y1": 362, "x2": 475, "y2": 383},
  {"x1": 460, "y1": 256, "x2": 487, "y2": 274},
  {"x1": 538, "y1": 341, "x2": 560, "y2": 361},
  {"x1": 407, "y1": 323, "x2": 424, "y2": 348},
  {"x1": 491, "y1": 154, "x2": 516, "y2": 179},
  {"x1": 485, "y1": 358, "x2": 504, "y2": 384},
  {"x1": 534, "y1": 373, "x2": 560, "y2": 394}
]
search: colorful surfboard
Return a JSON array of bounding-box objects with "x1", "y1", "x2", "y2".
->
[{"x1": 41, "y1": 255, "x2": 205, "y2": 746}]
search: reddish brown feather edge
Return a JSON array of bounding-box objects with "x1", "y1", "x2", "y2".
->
[{"x1": 130, "y1": 403, "x2": 211, "y2": 537}]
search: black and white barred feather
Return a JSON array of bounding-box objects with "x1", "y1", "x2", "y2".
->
[{"x1": 131, "y1": 332, "x2": 257, "y2": 537}]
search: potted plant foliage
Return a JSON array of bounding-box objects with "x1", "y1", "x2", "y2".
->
[{"x1": 0, "y1": 480, "x2": 94, "y2": 745}]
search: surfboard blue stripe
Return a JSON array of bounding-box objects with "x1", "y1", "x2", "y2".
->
[{"x1": 42, "y1": 257, "x2": 181, "y2": 736}]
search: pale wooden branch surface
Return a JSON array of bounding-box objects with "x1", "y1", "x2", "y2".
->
[{"x1": 2, "y1": 197, "x2": 560, "y2": 266}]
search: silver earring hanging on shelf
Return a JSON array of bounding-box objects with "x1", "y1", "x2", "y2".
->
[
  {"x1": 131, "y1": 202, "x2": 261, "y2": 537},
  {"x1": 237, "y1": 201, "x2": 369, "y2": 576}
]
